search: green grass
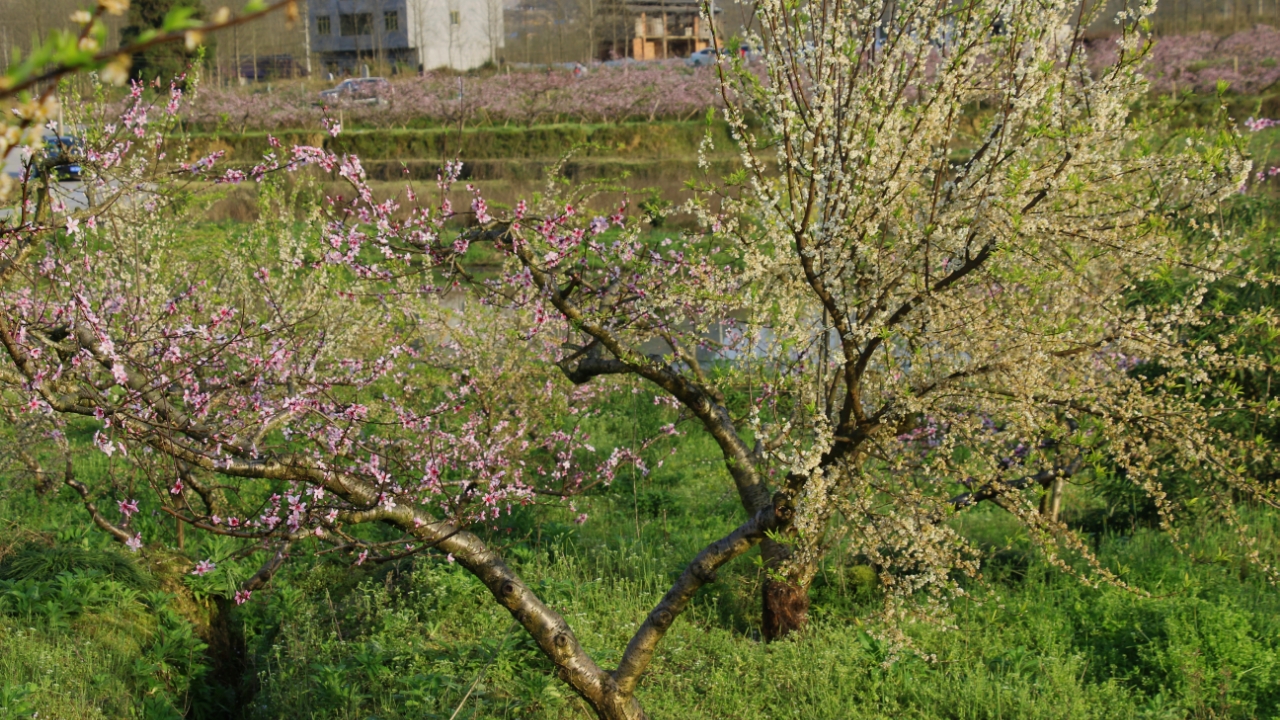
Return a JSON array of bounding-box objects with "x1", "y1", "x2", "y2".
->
[
  {"x1": 6, "y1": 400, "x2": 1277, "y2": 719},
  {"x1": 177, "y1": 96, "x2": 1280, "y2": 182},
  {"x1": 0, "y1": 551, "x2": 211, "y2": 720},
  {"x1": 185, "y1": 121, "x2": 739, "y2": 164},
  {"x1": 231, "y1": 489, "x2": 1280, "y2": 720},
  {"x1": 0, "y1": 545, "x2": 157, "y2": 589}
]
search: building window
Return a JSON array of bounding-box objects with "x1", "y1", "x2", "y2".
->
[
  {"x1": 316, "y1": 15, "x2": 331, "y2": 34},
  {"x1": 449, "y1": 10, "x2": 460, "y2": 25},
  {"x1": 384, "y1": 11, "x2": 398, "y2": 31},
  {"x1": 339, "y1": 13, "x2": 373, "y2": 36}
]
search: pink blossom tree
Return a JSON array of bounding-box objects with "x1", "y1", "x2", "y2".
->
[{"x1": 3, "y1": 59, "x2": 747, "y2": 716}]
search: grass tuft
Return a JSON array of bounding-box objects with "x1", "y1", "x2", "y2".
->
[{"x1": 0, "y1": 544, "x2": 156, "y2": 590}]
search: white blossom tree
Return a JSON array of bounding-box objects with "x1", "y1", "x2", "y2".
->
[{"x1": 478, "y1": 0, "x2": 1271, "y2": 642}]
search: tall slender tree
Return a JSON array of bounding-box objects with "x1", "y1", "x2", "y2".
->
[{"x1": 120, "y1": 0, "x2": 210, "y2": 80}]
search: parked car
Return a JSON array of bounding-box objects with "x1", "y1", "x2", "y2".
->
[
  {"x1": 686, "y1": 48, "x2": 719, "y2": 67},
  {"x1": 735, "y1": 44, "x2": 765, "y2": 62},
  {"x1": 35, "y1": 136, "x2": 84, "y2": 181},
  {"x1": 319, "y1": 77, "x2": 392, "y2": 105},
  {"x1": 687, "y1": 45, "x2": 762, "y2": 67}
]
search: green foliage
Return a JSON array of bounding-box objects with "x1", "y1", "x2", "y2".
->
[
  {"x1": 0, "y1": 682, "x2": 38, "y2": 720},
  {"x1": 121, "y1": 0, "x2": 210, "y2": 82},
  {"x1": 1091, "y1": 195, "x2": 1280, "y2": 529},
  {"x1": 0, "y1": 544, "x2": 155, "y2": 590},
  {"x1": 0, "y1": 95, "x2": 1277, "y2": 719},
  {"x1": 638, "y1": 188, "x2": 673, "y2": 228},
  {"x1": 1, "y1": 370, "x2": 1279, "y2": 719},
  {"x1": 231, "y1": 510, "x2": 1280, "y2": 719},
  {"x1": 224, "y1": 394, "x2": 1280, "y2": 718},
  {"x1": 0, "y1": 569, "x2": 209, "y2": 719}
]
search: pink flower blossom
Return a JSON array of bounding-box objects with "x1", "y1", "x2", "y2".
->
[
  {"x1": 1245, "y1": 117, "x2": 1278, "y2": 132},
  {"x1": 93, "y1": 431, "x2": 116, "y2": 456},
  {"x1": 118, "y1": 498, "x2": 139, "y2": 518}
]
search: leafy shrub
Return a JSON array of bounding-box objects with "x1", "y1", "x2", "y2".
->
[
  {"x1": 638, "y1": 188, "x2": 673, "y2": 228},
  {"x1": 0, "y1": 567, "x2": 210, "y2": 719},
  {"x1": 0, "y1": 682, "x2": 36, "y2": 720},
  {"x1": 0, "y1": 544, "x2": 156, "y2": 589},
  {"x1": 1073, "y1": 593, "x2": 1280, "y2": 718}
]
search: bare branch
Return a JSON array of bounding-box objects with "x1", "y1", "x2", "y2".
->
[{"x1": 614, "y1": 503, "x2": 788, "y2": 694}]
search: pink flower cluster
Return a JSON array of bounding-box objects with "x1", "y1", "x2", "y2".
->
[
  {"x1": 1245, "y1": 117, "x2": 1279, "y2": 132},
  {"x1": 1255, "y1": 165, "x2": 1280, "y2": 183},
  {"x1": 17, "y1": 72, "x2": 675, "y2": 578}
]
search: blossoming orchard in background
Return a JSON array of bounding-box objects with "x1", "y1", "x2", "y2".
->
[
  {"x1": 172, "y1": 25, "x2": 1280, "y2": 131},
  {"x1": 185, "y1": 61, "x2": 723, "y2": 130}
]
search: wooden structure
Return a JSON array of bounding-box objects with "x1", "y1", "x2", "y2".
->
[{"x1": 626, "y1": 0, "x2": 719, "y2": 60}]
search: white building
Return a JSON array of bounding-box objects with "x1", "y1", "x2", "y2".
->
[{"x1": 309, "y1": 0, "x2": 504, "y2": 73}]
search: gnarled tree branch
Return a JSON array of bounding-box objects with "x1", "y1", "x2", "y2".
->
[{"x1": 614, "y1": 502, "x2": 789, "y2": 695}]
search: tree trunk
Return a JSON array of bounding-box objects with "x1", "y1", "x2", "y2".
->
[
  {"x1": 762, "y1": 576, "x2": 811, "y2": 640},
  {"x1": 1047, "y1": 475, "x2": 1066, "y2": 523},
  {"x1": 1039, "y1": 475, "x2": 1066, "y2": 522},
  {"x1": 588, "y1": 690, "x2": 647, "y2": 720},
  {"x1": 759, "y1": 538, "x2": 812, "y2": 641}
]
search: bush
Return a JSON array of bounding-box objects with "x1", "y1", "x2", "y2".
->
[{"x1": 0, "y1": 544, "x2": 155, "y2": 589}]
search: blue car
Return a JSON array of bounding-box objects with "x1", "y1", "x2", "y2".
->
[{"x1": 35, "y1": 136, "x2": 84, "y2": 181}]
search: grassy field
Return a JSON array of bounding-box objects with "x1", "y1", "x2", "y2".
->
[
  {"x1": 185, "y1": 102, "x2": 1280, "y2": 172},
  {"x1": 2, "y1": 391, "x2": 1280, "y2": 719}
]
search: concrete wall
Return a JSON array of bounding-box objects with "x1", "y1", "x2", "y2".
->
[
  {"x1": 406, "y1": 0, "x2": 504, "y2": 69},
  {"x1": 309, "y1": 0, "x2": 502, "y2": 70}
]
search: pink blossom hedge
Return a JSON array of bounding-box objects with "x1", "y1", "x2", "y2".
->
[
  {"x1": 186, "y1": 60, "x2": 722, "y2": 130},
  {"x1": 1088, "y1": 24, "x2": 1280, "y2": 95}
]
